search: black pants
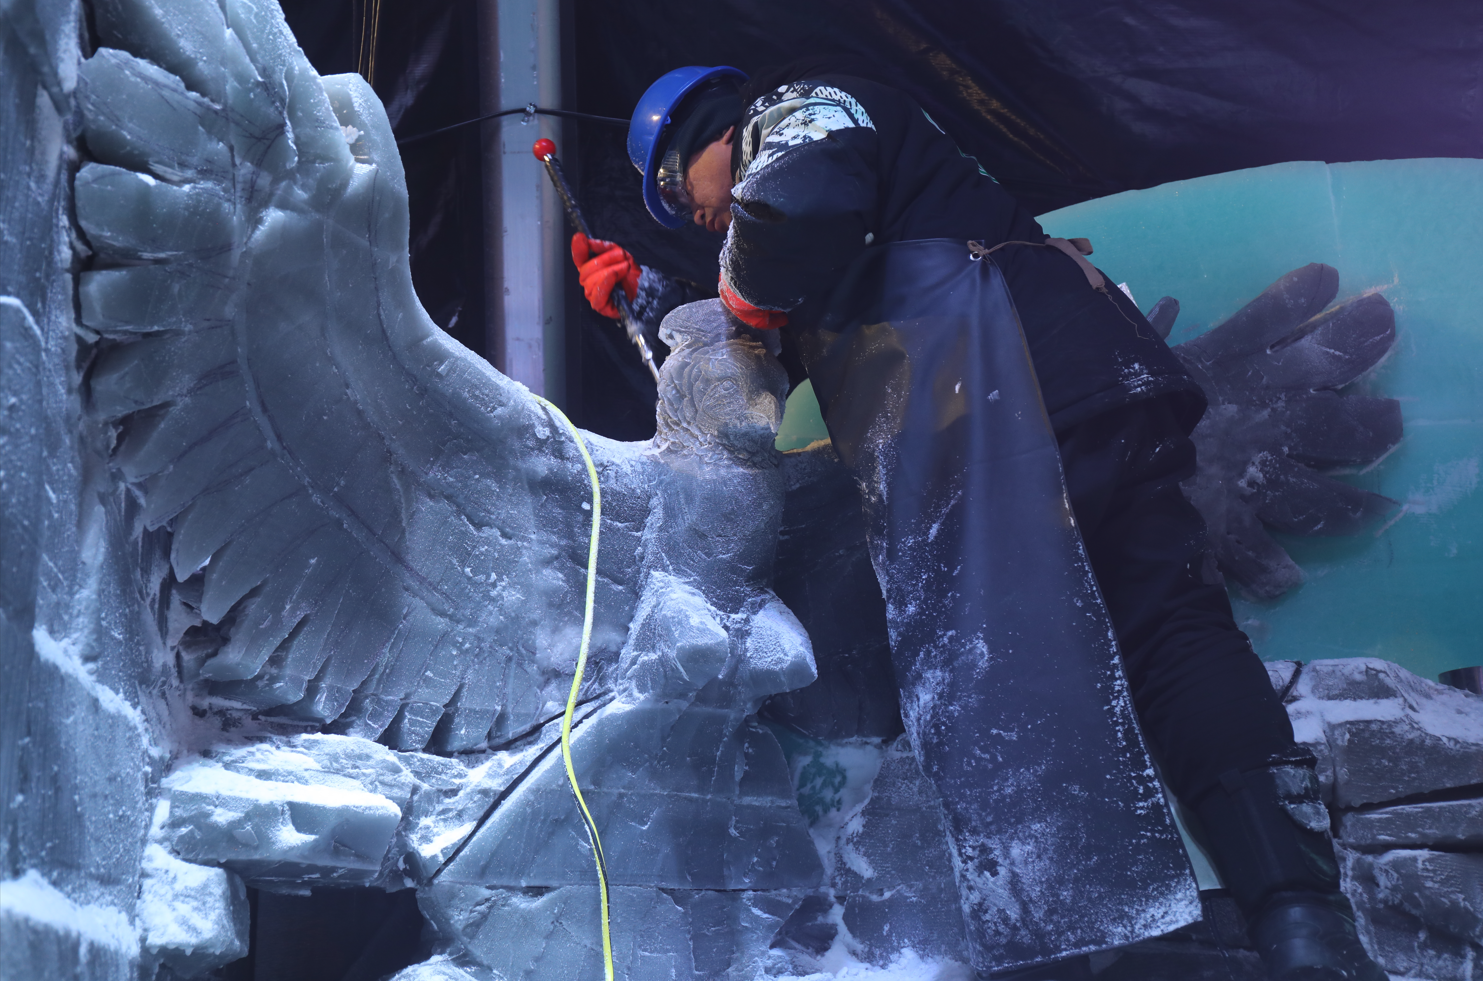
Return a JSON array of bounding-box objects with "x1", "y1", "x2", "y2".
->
[
  {"x1": 1058, "y1": 395, "x2": 1298, "y2": 804},
  {"x1": 996, "y1": 237, "x2": 1298, "y2": 806}
]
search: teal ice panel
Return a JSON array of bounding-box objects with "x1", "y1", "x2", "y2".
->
[
  {"x1": 1039, "y1": 159, "x2": 1483, "y2": 682},
  {"x1": 775, "y1": 379, "x2": 827, "y2": 452}
]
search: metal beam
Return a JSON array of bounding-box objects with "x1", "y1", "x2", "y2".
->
[{"x1": 478, "y1": 0, "x2": 565, "y2": 404}]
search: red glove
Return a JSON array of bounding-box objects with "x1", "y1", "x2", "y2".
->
[
  {"x1": 571, "y1": 233, "x2": 640, "y2": 320},
  {"x1": 719, "y1": 276, "x2": 788, "y2": 330}
]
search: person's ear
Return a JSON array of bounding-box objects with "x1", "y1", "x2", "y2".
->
[{"x1": 718, "y1": 125, "x2": 736, "y2": 146}]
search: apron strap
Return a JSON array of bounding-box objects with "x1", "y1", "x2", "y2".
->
[{"x1": 967, "y1": 236, "x2": 1108, "y2": 291}]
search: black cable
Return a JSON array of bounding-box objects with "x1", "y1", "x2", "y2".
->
[
  {"x1": 427, "y1": 695, "x2": 611, "y2": 882},
  {"x1": 533, "y1": 108, "x2": 632, "y2": 126},
  {"x1": 396, "y1": 104, "x2": 628, "y2": 147}
]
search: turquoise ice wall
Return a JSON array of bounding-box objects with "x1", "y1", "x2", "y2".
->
[
  {"x1": 777, "y1": 160, "x2": 1483, "y2": 682},
  {"x1": 1041, "y1": 159, "x2": 1481, "y2": 682}
]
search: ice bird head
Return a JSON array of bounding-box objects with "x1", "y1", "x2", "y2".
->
[{"x1": 655, "y1": 299, "x2": 788, "y2": 466}]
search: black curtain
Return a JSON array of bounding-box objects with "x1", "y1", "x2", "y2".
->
[{"x1": 281, "y1": 0, "x2": 488, "y2": 361}]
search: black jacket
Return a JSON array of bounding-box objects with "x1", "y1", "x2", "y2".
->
[
  {"x1": 719, "y1": 73, "x2": 1294, "y2": 804},
  {"x1": 722, "y1": 73, "x2": 1204, "y2": 433}
]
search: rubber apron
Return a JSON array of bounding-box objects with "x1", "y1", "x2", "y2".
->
[{"x1": 792, "y1": 239, "x2": 1197, "y2": 973}]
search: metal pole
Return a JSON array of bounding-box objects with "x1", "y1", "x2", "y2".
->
[{"x1": 477, "y1": 0, "x2": 565, "y2": 404}]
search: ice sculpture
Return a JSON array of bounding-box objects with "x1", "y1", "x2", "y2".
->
[
  {"x1": 143, "y1": 298, "x2": 826, "y2": 978},
  {"x1": 63, "y1": 1, "x2": 823, "y2": 974},
  {"x1": 413, "y1": 304, "x2": 825, "y2": 979},
  {"x1": 1158, "y1": 267, "x2": 1401, "y2": 599},
  {"x1": 7, "y1": 0, "x2": 1480, "y2": 978}
]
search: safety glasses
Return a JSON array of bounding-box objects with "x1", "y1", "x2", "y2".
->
[{"x1": 654, "y1": 147, "x2": 694, "y2": 222}]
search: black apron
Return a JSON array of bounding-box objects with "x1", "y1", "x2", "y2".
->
[{"x1": 792, "y1": 239, "x2": 1199, "y2": 972}]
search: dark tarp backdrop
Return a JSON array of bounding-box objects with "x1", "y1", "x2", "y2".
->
[
  {"x1": 282, "y1": 0, "x2": 1483, "y2": 440},
  {"x1": 281, "y1": 0, "x2": 489, "y2": 359}
]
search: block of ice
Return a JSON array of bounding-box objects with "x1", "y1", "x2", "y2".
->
[
  {"x1": 830, "y1": 737, "x2": 968, "y2": 965},
  {"x1": 137, "y1": 843, "x2": 248, "y2": 974},
  {"x1": 1282, "y1": 658, "x2": 1483, "y2": 807},
  {"x1": 418, "y1": 883, "x2": 805, "y2": 981},
  {"x1": 420, "y1": 884, "x2": 694, "y2": 981},
  {"x1": 409, "y1": 303, "x2": 818, "y2": 902},
  {"x1": 65, "y1": 26, "x2": 829, "y2": 951},
  {"x1": 1257, "y1": 658, "x2": 1483, "y2": 981},
  {"x1": 1337, "y1": 799, "x2": 1483, "y2": 851},
  {"x1": 71, "y1": 0, "x2": 831, "y2": 771},
  {"x1": 158, "y1": 737, "x2": 410, "y2": 889},
  {"x1": 1341, "y1": 847, "x2": 1483, "y2": 981},
  {"x1": 388, "y1": 956, "x2": 483, "y2": 981},
  {"x1": 73, "y1": 0, "x2": 664, "y2": 750},
  {"x1": 0, "y1": 871, "x2": 139, "y2": 981}
]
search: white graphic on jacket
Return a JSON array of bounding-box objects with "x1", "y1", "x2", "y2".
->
[
  {"x1": 736, "y1": 82, "x2": 875, "y2": 181},
  {"x1": 724, "y1": 81, "x2": 877, "y2": 312}
]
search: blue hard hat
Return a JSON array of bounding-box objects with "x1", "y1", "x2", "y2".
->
[{"x1": 629, "y1": 66, "x2": 748, "y2": 229}]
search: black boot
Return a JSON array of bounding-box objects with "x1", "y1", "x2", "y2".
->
[{"x1": 1193, "y1": 757, "x2": 1388, "y2": 981}]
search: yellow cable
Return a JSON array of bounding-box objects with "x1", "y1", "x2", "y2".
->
[
  {"x1": 355, "y1": 0, "x2": 382, "y2": 85},
  {"x1": 366, "y1": 0, "x2": 382, "y2": 86},
  {"x1": 534, "y1": 395, "x2": 614, "y2": 981}
]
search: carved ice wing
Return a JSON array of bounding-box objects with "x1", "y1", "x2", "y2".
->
[
  {"x1": 78, "y1": 0, "x2": 650, "y2": 751},
  {"x1": 1166, "y1": 264, "x2": 1402, "y2": 600}
]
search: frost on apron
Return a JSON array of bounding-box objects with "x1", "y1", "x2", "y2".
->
[{"x1": 794, "y1": 238, "x2": 1200, "y2": 973}]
